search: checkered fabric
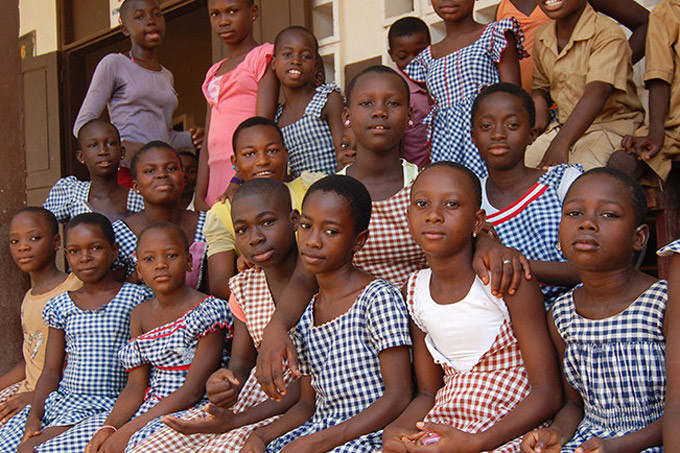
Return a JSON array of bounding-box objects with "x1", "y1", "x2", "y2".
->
[
  {"x1": 265, "y1": 279, "x2": 411, "y2": 452},
  {"x1": 406, "y1": 270, "x2": 537, "y2": 453},
  {"x1": 113, "y1": 211, "x2": 208, "y2": 290},
  {"x1": 658, "y1": 238, "x2": 680, "y2": 257},
  {"x1": 404, "y1": 18, "x2": 527, "y2": 178},
  {"x1": 552, "y1": 281, "x2": 667, "y2": 452},
  {"x1": 483, "y1": 165, "x2": 583, "y2": 306},
  {"x1": 0, "y1": 283, "x2": 152, "y2": 452},
  {"x1": 43, "y1": 176, "x2": 144, "y2": 223},
  {"x1": 131, "y1": 268, "x2": 293, "y2": 452},
  {"x1": 276, "y1": 83, "x2": 341, "y2": 177},
  {"x1": 0, "y1": 382, "x2": 23, "y2": 429},
  {"x1": 342, "y1": 161, "x2": 427, "y2": 288}
]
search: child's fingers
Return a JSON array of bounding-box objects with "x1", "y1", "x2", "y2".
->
[
  {"x1": 223, "y1": 369, "x2": 240, "y2": 386},
  {"x1": 285, "y1": 341, "x2": 301, "y2": 378}
]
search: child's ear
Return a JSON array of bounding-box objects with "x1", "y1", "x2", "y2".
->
[
  {"x1": 186, "y1": 253, "x2": 193, "y2": 273},
  {"x1": 120, "y1": 23, "x2": 130, "y2": 38},
  {"x1": 342, "y1": 107, "x2": 350, "y2": 126},
  {"x1": 75, "y1": 150, "x2": 84, "y2": 165},
  {"x1": 529, "y1": 125, "x2": 540, "y2": 144},
  {"x1": 633, "y1": 223, "x2": 650, "y2": 252},
  {"x1": 250, "y1": 3, "x2": 259, "y2": 21},
  {"x1": 290, "y1": 209, "x2": 300, "y2": 227},
  {"x1": 352, "y1": 229, "x2": 370, "y2": 254},
  {"x1": 132, "y1": 180, "x2": 140, "y2": 194},
  {"x1": 120, "y1": 143, "x2": 127, "y2": 161},
  {"x1": 473, "y1": 209, "x2": 487, "y2": 237},
  {"x1": 53, "y1": 233, "x2": 61, "y2": 252},
  {"x1": 230, "y1": 154, "x2": 237, "y2": 170},
  {"x1": 112, "y1": 242, "x2": 120, "y2": 263}
]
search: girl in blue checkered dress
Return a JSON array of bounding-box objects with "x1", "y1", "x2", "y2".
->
[
  {"x1": 0, "y1": 213, "x2": 153, "y2": 453},
  {"x1": 521, "y1": 168, "x2": 667, "y2": 452},
  {"x1": 404, "y1": 0, "x2": 526, "y2": 178},
  {"x1": 241, "y1": 176, "x2": 413, "y2": 453},
  {"x1": 49, "y1": 222, "x2": 232, "y2": 453},
  {"x1": 43, "y1": 119, "x2": 144, "y2": 225},
  {"x1": 471, "y1": 83, "x2": 582, "y2": 307},
  {"x1": 273, "y1": 27, "x2": 344, "y2": 177},
  {"x1": 112, "y1": 142, "x2": 208, "y2": 291}
]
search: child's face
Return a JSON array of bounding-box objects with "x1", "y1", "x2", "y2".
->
[
  {"x1": 347, "y1": 72, "x2": 410, "y2": 153},
  {"x1": 408, "y1": 166, "x2": 484, "y2": 258},
  {"x1": 298, "y1": 191, "x2": 364, "y2": 275},
  {"x1": 179, "y1": 154, "x2": 198, "y2": 194},
  {"x1": 537, "y1": 0, "x2": 587, "y2": 21},
  {"x1": 136, "y1": 228, "x2": 190, "y2": 293},
  {"x1": 208, "y1": 0, "x2": 256, "y2": 45},
  {"x1": 337, "y1": 128, "x2": 357, "y2": 169},
  {"x1": 133, "y1": 147, "x2": 185, "y2": 205},
  {"x1": 65, "y1": 224, "x2": 117, "y2": 283},
  {"x1": 273, "y1": 30, "x2": 316, "y2": 89},
  {"x1": 232, "y1": 126, "x2": 288, "y2": 182},
  {"x1": 471, "y1": 92, "x2": 534, "y2": 171},
  {"x1": 76, "y1": 122, "x2": 124, "y2": 178},
  {"x1": 559, "y1": 174, "x2": 647, "y2": 272},
  {"x1": 389, "y1": 32, "x2": 429, "y2": 72},
  {"x1": 9, "y1": 213, "x2": 59, "y2": 274},
  {"x1": 121, "y1": 0, "x2": 165, "y2": 48},
  {"x1": 430, "y1": 0, "x2": 475, "y2": 22},
  {"x1": 232, "y1": 193, "x2": 297, "y2": 268}
]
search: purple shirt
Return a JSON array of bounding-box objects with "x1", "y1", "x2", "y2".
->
[{"x1": 400, "y1": 69, "x2": 431, "y2": 167}]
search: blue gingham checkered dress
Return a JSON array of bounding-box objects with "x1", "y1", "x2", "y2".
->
[
  {"x1": 275, "y1": 83, "x2": 341, "y2": 177},
  {"x1": 0, "y1": 283, "x2": 152, "y2": 453},
  {"x1": 112, "y1": 211, "x2": 207, "y2": 290},
  {"x1": 43, "y1": 176, "x2": 144, "y2": 223},
  {"x1": 404, "y1": 18, "x2": 526, "y2": 178},
  {"x1": 35, "y1": 296, "x2": 233, "y2": 453},
  {"x1": 552, "y1": 281, "x2": 667, "y2": 452},
  {"x1": 658, "y1": 239, "x2": 680, "y2": 257},
  {"x1": 482, "y1": 165, "x2": 582, "y2": 306},
  {"x1": 265, "y1": 279, "x2": 412, "y2": 453}
]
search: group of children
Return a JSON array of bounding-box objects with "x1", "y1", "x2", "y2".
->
[{"x1": 2, "y1": 0, "x2": 680, "y2": 451}]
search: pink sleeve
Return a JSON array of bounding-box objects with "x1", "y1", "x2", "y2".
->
[
  {"x1": 249, "y1": 43, "x2": 275, "y2": 82},
  {"x1": 228, "y1": 293, "x2": 247, "y2": 323}
]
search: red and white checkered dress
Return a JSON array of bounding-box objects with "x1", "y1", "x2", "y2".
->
[
  {"x1": 406, "y1": 270, "x2": 534, "y2": 453},
  {"x1": 346, "y1": 161, "x2": 427, "y2": 288},
  {"x1": 131, "y1": 268, "x2": 294, "y2": 453}
]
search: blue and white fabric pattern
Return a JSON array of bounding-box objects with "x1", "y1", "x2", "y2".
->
[
  {"x1": 658, "y1": 239, "x2": 680, "y2": 257},
  {"x1": 35, "y1": 296, "x2": 233, "y2": 453},
  {"x1": 0, "y1": 283, "x2": 152, "y2": 453},
  {"x1": 551, "y1": 281, "x2": 667, "y2": 453},
  {"x1": 482, "y1": 164, "x2": 582, "y2": 306},
  {"x1": 404, "y1": 18, "x2": 526, "y2": 178},
  {"x1": 275, "y1": 83, "x2": 341, "y2": 177},
  {"x1": 265, "y1": 279, "x2": 412, "y2": 452},
  {"x1": 43, "y1": 176, "x2": 144, "y2": 223}
]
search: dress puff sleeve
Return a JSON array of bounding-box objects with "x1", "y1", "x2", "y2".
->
[
  {"x1": 118, "y1": 338, "x2": 147, "y2": 371},
  {"x1": 365, "y1": 280, "x2": 412, "y2": 353},
  {"x1": 487, "y1": 17, "x2": 528, "y2": 63},
  {"x1": 658, "y1": 239, "x2": 680, "y2": 257},
  {"x1": 404, "y1": 48, "x2": 430, "y2": 84},
  {"x1": 248, "y1": 43, "x2": 275, "y2": 82},
  {"x1": 184, "y1": 296, "x2": 234, "y2": 340},
  {"x1": 43, "y1": 176, "x2": 79, "y2": 224},
  {"x1": 42, "y1": 293, "x2": 69, "y2": 330}
]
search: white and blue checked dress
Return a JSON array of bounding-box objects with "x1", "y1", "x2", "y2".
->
[
  {"x1": 265, "y1": 279, "x2": 412, "y2": 453},
  {"x1": 275, "y1": 83, "x2": 341, "y2": 177},
  {"x1": 112, "y1": 211, "x2": 208, "y2": 290},
  {"x1": 43, "y1": 176, "x2": 145, "y2": 223},
  {"x1": 482, "y1": 165, "x2": 583, "y2": 307},
  {"x1": 404, "y1": 18, "x2": 526, "y2": 178},
  {"x1": 552, "y1": 281, "x2": 667, "y2": 452},
  {"x1": 0, "y1": 283, "x2": 152, "y2": 452},
  {"x1": 658, "y1": 238, "x2": 680, "y2": 257},
  {"x1": 35, "y1": 296, "x2": 233, "y2": 453}
]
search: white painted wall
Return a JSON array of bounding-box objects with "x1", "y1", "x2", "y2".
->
[{"x1": 19, "y1": 0, "x2": 58, "y2": 55}]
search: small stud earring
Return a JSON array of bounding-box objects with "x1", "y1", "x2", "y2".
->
[
  {"x1": 344, "y1": 119, "x2": 351, "y2": 126},
  {"x1": 556, "y1": 242, "x2": 562, "y2": 251},
  {"x1": 80, "y1": 161, "x2": 85, "y2": 164},
  {"x1": 473, "y1": 232, "x2": 477, "y2": 238},
  {"x1": 408, "y1": 120, "x2": 414, "y2": 126},
  {"x1": 232, "y1": 165, "x2": 236, "y2": 170},
  {"x1": 135, "y1": 189, "x2": 141, "y2": 194}
]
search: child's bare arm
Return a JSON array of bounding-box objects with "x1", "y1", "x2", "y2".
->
[
  {"x1": 621, "y1": 80, "x2": 670, "y2": 161},
  {"x1": 497, "y1": 32, "x2": 521, "y2": 86},
  {"x1": 256, "y1": 66, "x2": 280, "y2": 120},
  {"x1": 0, "y1": 361, "x2": 26, "y2": 393},
  {"x1": 194, "y1": 107, "x2": 212, "y2": 212},
  {"x1": 323, "y1": 90, "x2": 347, "y2": 168},
  {"x1": 664, "y1": 255, "x2": 680, "y2": 449},
  {"x1": 538, "y1": 81, "x2": 613, "y2": 169},
  {"x1": 589, "y1": 0, "x2": 649, "y2": 64},
  {"x1": 529, "y1": 260, "x2": 580, "y2": 288},
  {"x1": 532, "y1": 90, "x2": 552, "y2": 136},
  {"x1": 207, "y1": 251, "x2": 236, "y2": 301}
]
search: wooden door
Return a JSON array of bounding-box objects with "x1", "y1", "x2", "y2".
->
[{"x1": 22, "y1": 52, "x2": 62, "y2": 206}]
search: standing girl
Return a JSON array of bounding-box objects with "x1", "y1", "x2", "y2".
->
[
  {"x1": 382, "y1": 162, "x2": 561, "y2": 453},
  {"x1": 44, "y1": 119, "x2": 144, "y2": 224},
  {"x1": 521, "y1": 168, "x2": 666, "y2": 452},
  {"x1": 0, "y1": 213, "x2": 152, "y2": 453},
  {"x1": 196, "y1": 0, "x2": 279, "y2": 208},
  {"x1": 243, "y1": 175, "x2": 413, "y2": 452},
  {"x1": 74, "y1": 0, "x2": 202, "y2": 188},
  {"x1": 0, "y1": 209, "x2": 82, "y2": 429},
  {"x1": 71, "y1": 222, "x2": 231, "y2": 453},
  {"x1": 113, "y1": 141, "x2": 208, "y2": 291},
  {"x1": 405, "y1": 0, "x2": 525, "y2": 178},
  {"x1": 273, "y1": 26, "x2": 345, "y2": 177}
]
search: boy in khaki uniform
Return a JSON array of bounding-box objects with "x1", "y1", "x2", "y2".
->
[
  {"x1": 615, "y1": 0, "x2": 680, "y2": 185},
  {"x1": 526, "y1": 0, "x2": 644, "y2": 171}
]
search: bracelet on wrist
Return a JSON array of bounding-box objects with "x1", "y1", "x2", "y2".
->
[{"x1": 95, "y1": 425, "x2": 117, "y2": 435}]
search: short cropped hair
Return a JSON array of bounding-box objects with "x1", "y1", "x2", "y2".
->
[
  {"x1": 274, "y1": 26, "x2": 319, "y2": 54},
  {"x1": 76, "y1": 118, "x2": 121, "y2": 143},
  {"x1": 346, "y1": 65, "x2": 410, "y2": 104},
  {"x1": 388, "y1": 16, "x2": 431, "y2": 49},
  {"x1": 232, "y1": 178, "x2": 292, "y2": 210},
  {"x1": 13, "y1": 207, "x2": 59, "y2": 236},
  {"x1": 137, "y1": 221, "x2": 189, "y2": 253},
  {"x1": 231, "y1": 116, "x2": 285, "y2": 152},
  {"x1": 65, "y1": 212, "x2": 116, "y2": 246},
  {"x1": 412, "y1": 161, "x2": 482, "y2": 210},
  {"x1": 130, "y1": 141, "x2": 180, "y2": 179},
  {"x1": 302, "y1": 175, "x2": 372, "y2": 232},
  {"x1": 471, "y1": 82, "x2": 536, "y2": 128}
]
